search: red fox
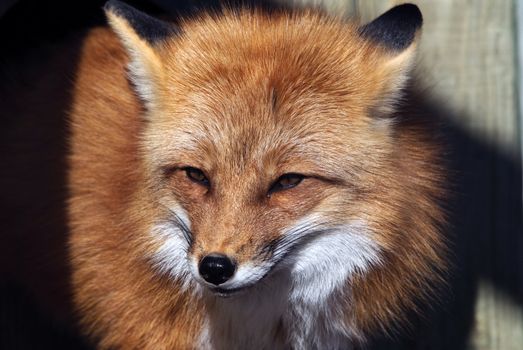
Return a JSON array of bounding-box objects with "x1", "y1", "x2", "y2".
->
[{"x1": 2, "y1": 1, "x2": 447, "y2": 348}]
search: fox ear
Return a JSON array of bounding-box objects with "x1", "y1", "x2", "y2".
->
[
  {"x1": 359, "y1": 4, "x2": 423, "y2": 114},
  {"x1": 104, "y1": 0, "x2": 176, "y2": 108},
  {"x1": 359, "y1": 3, "x2": 422, "y2": 53}
]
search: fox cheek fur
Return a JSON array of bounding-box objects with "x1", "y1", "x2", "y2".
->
[{"x1": 68, "y1": 1, "x2": 447, "y2": 348}]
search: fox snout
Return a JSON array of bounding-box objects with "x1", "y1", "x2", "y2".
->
[
  {"x1": 191, "y1": 242, "x2": 273, "y2": 295},
  {"x1": 198, "y1": 254, "x2": 236, "y2": 285}
]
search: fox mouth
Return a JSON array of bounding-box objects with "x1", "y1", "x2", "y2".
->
[
  {"x1": 207, "y1": 269, "x2": 272, "y2": 297},
  {"x1": 202, "y1": 264, "x2": 273, "y2": 298},
  {"x1": 210, "y1": 285, "x2": 251, "y2": 297}
]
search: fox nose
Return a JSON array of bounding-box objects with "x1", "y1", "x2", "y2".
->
[{"x1": 198, "y1": 254, "x2": 236, "y2": 285}]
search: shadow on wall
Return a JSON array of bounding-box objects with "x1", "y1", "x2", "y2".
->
[{"x1": 0, "y1": 1, "x2": 521, "y2": 349}]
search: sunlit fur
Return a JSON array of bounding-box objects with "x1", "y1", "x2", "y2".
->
[{"x1": 66, "y1": 6, "x2": 447, "y2": 349}]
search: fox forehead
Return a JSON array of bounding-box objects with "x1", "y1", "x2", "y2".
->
[
  {"x1": 163, "y1": 12, "x2": 366, "y2": 76},
  {"x1": 145, "y1": 104, "x2": 366, "y2": 181},
  {"x1": 142, "y1": 12, "x2": 395, "y2": 179},
  {"x1": 159, "y1": 12, "x2": 381, "y2": 111}
]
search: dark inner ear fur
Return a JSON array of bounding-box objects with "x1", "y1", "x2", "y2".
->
[
  {"x1": 358, "y1": 3, "x2": 422, "y2": 52},
  {"x1": 104, "y1": 0, "x2": 176, "y2": 44}
]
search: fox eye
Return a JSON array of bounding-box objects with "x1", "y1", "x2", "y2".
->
[
  {"x1": 184, "y1": 167, "x2": 210, "y2": 187},
  {"x1": 268, "y1": 173, "x2": 305, "y2": 195}
]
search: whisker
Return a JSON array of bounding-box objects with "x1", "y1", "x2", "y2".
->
[
  {"x1": 259, "y1": 221, "x2": 330, "y2": 262},
  {"x1": 162, "y1": 205, "x2": 194, "y2": 245}
]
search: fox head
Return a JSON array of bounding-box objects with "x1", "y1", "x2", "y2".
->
[{"x1": 103, "y1": 0, "x2": 444, "y2": 332}]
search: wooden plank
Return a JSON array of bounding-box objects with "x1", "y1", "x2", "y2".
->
[
  {"x1": 413, "y1": 0, "x2": 519, "y2": 156},
  {"x1": 517, "y1": 0, "x2": 523, "y2": 203},
  {"x1": 471, "y1": 281, "x2": 523, "y2": 350}
]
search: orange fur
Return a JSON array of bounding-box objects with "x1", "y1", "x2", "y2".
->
[{"x1": 2, "y1": 5, "x2": 447, "y2": 349}]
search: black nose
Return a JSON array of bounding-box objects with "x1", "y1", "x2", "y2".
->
[{"x1": 198, "y1": 254, "x2": 236, "y2": 285}]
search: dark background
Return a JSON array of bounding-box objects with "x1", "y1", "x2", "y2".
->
[{"x1": 0, "y1": 0, "x2": 521, "y2": 349}]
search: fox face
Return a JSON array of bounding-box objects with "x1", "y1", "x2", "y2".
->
[
  {"x1": 69, "y1": 1, "x2": 445, "y2": 347},
  {"x1": 106, "y1": 1, "x2": 421, "y2": 295},
  {"x1": 148, "y1": 47, "x2": 392, "y2": 296}
]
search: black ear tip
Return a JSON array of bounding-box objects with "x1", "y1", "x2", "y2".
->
[
  {"x1": 103, "y1": 0, "x2": 175, "y2": 43},
  {"x1": 359, "y1": 3, "x2": 423, "y2": 52},
  {"x1": 388, "y1": 3, "x2": 423, "y2": 28},
  {"x1": 104, "y1": 0, "x2": 128, "y2": 15}
]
